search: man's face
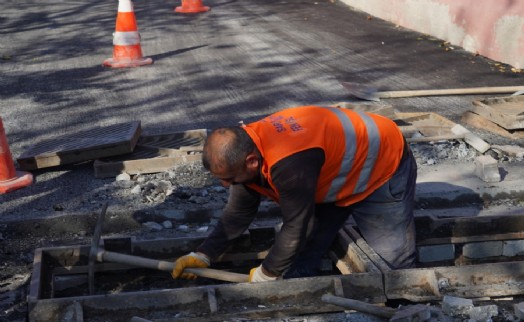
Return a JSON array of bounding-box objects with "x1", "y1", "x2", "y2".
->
[{"x1": 211, "y1": 154, "x2": 259, "y2": 188}]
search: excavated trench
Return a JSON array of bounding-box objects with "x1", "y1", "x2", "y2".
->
[{"x1": 24, "y1": 210, "x2": 524, "y2": 322}]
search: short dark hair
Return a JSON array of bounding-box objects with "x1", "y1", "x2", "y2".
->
[{"x1": 202, "y1": 126, "x2": 255, "y2": 172}]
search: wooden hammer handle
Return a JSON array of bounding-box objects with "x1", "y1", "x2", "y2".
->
[
  {"x1": 98, "y1": 250, "x2": 250, "y2": 283},
  {"x1": 378, "y1": 86, "x2": 524, "y2": 99}
]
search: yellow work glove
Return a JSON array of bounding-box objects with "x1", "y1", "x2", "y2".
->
[
  {"x1": 171, "y1": 252, "x2": 210, "y2": 280},
  {"x1": 249, "y1": 265, "x2": 278, "y2": 282}
]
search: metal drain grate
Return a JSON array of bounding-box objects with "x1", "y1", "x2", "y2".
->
[{"x1": 17, "y1": 121, "x2": 141, "y2": 171}]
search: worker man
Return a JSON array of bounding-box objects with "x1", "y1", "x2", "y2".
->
[{"x1": 171, "y1": 105, "x2": 417, "y2": 282}]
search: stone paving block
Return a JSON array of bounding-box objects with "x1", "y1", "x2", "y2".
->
[
  {"x1": 474, "y1": 155, "x2": 500, "y2": 183},
  {"x1": 390, "y1": 304, "x2": 431, "y2": 322},
  {"x1": 491, "y1": 144, "x2": 524, "y2": 158},
  {"x1": 514, "y1": 302, "x2": 524, "y2": 320},
  {"x1": 502, "y1": 240, "x2": 524, "y2": 257},
  {"x1": 442, "y1": 295, "x2": 473, "y2": 316},
  {"x1": 417, "y1": 244, "x2": 455, "y2": 263},
  {"x1": 469, "y1": 305, "x2": 498, "y2": 321},
  {"x1": 462, "y1": 241, "x2": 503, "y2": 259},
  {"x1": 451, "y1": 124, "x2": 490, "y2": 153}
]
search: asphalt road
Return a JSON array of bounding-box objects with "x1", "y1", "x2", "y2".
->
[
  {"x1": 2, "y1": 2, "x2": 524, "y2": 321},
  {"x1": 1, "y1": 0, "x2": 524, "y2": 216}
]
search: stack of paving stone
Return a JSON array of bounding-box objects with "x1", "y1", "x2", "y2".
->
[{"x1": 462, "y1": 95, "x2": 524, "y2": 140}]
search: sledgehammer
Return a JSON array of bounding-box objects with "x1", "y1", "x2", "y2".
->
[{"x1": 88, "y1": 204, "x2": 248, "y2": 294}]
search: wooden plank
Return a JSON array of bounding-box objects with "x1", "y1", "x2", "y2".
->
[
  {"x1": 93, "y1": 129, "x2": 207, "y2": 178},
  {"x1": 94, "y1": 152, "x2": 201, "y2": 178},
  {"x1": 344, "y1": 225, "x2": 392, "y2": 274},
  {"x1": 406, "y1": 134, "x2": 464, "y2": 143},
  {"x1": 396, "y1": 112, "x2": 483, "y2": 144},
  {"x1": 395, "y1": 111, "x2": 490, "y2": 152},
  {"x1": 335, "y1": 229, "x2": 381, "y2": 274},
  {"x1": 461, "y1": 111, "x2": 524, "y2": 140},
  {"x1": 395, "y1": 112, "x2": 456, "y2": 137},
  {"x1": 329, "y1": 250, "x2": 353, "y2": 275},
  {"x1": 471, "y1": 96, "x2": 524, "y2": 130}
]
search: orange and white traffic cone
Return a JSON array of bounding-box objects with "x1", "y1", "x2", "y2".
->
[
  {"x1": 103, "y1": 0, "x2": 153, "y2": 68},
  {"x1": 174, "y1": 0, "x2": 210, "y2": 13},
  {"x1": 0, "y1": 117, "x2": 33, "y2": 194}
]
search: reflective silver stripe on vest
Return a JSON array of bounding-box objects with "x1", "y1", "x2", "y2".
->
[
  {"x1": 113, "y1": 31, "x2": 140, "y2": 46},
  {"x1": 322, "y1": 107, "x2": 379, "y2": 202},
  {"x1": 323, "y1": 107, "x2": 356, "y2": 202},
  {"x1": 353, "y1": 111, "x2": 380, "y2": 194}
]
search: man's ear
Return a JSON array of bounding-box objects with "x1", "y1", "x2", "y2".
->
[{"x1": 245, "y1": 153, "x2": 259, "y2": 169}]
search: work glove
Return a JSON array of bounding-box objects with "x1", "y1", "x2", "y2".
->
[
  {"x1": 171, "y1": 252, "x2": 210, "y2": 280},
  {"x1": 249, "y1": 265, "x2": 278, "y2": 283}
]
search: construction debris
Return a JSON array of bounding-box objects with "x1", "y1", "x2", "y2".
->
[
  {"x1": 491, "y1": 144, "x2": 524, "y2": 158},
  {"x1": 442, "y1": 295, "x2": 474, "y2": 316},
  {"x1": 94, "y1": 129, "x2": 207, "y2": 178},
  {"x1": 450, "y1": 124, "x2": 490, "y2": 153},
  {"x1": 334, "y1": 107, "x2": 496, "y2": 154},
  {"x1": 462, "y1": 111, "x2": 524, "y2": 140},
  {"x1": 471, "y1": 96, "x2": 524, "y2": 130},
  {"x1": 462, "y1": 95, "x2": 524, "y2": 140},
  {"x1": 474, "y1": 155, "x2": 501, "y2": 182}
]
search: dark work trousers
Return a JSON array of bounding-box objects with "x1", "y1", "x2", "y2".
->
[{"x1": 284, "y1": 146, "x2": 417, "y2": 278}]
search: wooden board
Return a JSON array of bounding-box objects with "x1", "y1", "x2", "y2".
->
[
  {"x1": 93, "y1": 129, "x2": 207, "y2": 178},
  {"x1": 17, "y1": 121, "x2": 141, "y2": 171},
  {"x1": 471, "y1": 96, "x2": 524, "y2": 130},
  {"x1": 461, "y1": 111, "x2": 524, "y2": 140},
  {"x1": 395, "y1": 112, "x2": 457, "y2": 137}
]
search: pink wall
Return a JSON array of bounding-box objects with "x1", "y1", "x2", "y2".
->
[{"x1": 340, "y1": 0, "x2": 524, "y2": 68}]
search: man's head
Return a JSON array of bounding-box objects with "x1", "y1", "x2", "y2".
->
[{"x1": 202, "y1": 127, "x2": 260, "y2": 187}]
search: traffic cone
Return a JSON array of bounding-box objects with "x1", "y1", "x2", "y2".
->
[
  {"x1": 0, "y1": 117, "x2": 33, "y2": 194},
  {"x1": 174, "y1": 0, "x2": 210, "y2": 13},
  {"x1": 103, "y1": 0, "x2": 153, "y2": 68}
]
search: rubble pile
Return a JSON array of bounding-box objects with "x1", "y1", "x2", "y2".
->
[
  {"x1": 412, "y1": 140, "x2": 478, "y2": 166},
  {"x1": 110, "y1": 141, "x2": 523, "y2": 209}
]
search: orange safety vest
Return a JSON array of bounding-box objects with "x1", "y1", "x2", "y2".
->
[{"x1": 243, "y1": 105, "x2": 405, "y2": 207}]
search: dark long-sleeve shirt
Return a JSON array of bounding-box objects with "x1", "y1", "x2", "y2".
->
[{"x1": 197, "y1": 148, "x2": 325, "y2": 276}]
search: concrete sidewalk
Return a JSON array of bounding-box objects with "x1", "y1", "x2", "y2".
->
[{"x1": 416, "y1": 161, "x2": 524, "y2": 208}]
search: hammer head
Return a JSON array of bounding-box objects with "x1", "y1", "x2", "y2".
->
[
  {"x1": 88, "y1": 203, "x2": 109, "y2": 295},
  {"x1": 340, "y1": 82, "x2": 381, "y2": 101}
]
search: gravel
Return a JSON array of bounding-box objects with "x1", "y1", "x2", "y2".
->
[{"x1": 1, "y1": 140, "x2": 523, "y2": 321}]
